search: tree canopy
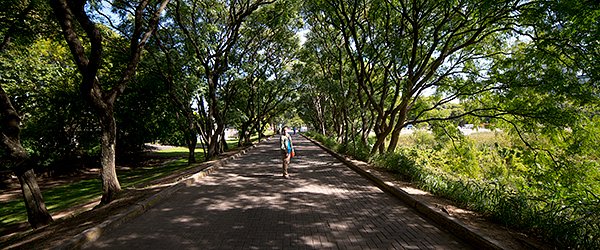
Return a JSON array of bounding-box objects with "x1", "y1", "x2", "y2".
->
[{"x1": 0, "y1": 0, "x2": 598, "y2": 247}]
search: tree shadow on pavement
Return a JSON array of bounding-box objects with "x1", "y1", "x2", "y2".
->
[{"x1": 88, "y1": 135, "x2": 471, "y2": 250}]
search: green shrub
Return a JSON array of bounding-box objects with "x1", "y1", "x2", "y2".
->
[
  {"x1": 308, "y1": 130, "x2": 599, "y2": 248},
  {"x1": 338, "y1": 137, "x2": 371, "y2": 162},
  {"x1": 411, "y1": 130, "x2": 435, "y2": 149},
  {"x1": 308, "y1": 132, "x2": 371, "y2": 162},
  {"x1": 372, "y1": 150, "x2": 418, "y2": 180},
  {"x1": 382, "y1": 145, "x2": 598, "y2": 248}
]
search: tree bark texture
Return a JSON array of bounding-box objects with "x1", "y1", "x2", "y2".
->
[
  {"x1": 15, "y1": 165, "x2": 54, "y2": 228},
  {"x1": 98, "y1": 110, "x2": 121, "y2": 204},
  {"x1": 1, "y1": 85, "x2": 53, "y2": 228},
  {"x1": 187, "y1": 127, "x2": 197, "y2": 164}
]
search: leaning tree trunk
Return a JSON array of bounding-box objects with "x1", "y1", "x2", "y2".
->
[
  {"x1": 98, "y1": 109, "x2": 121, "y2": 204},
  {"x1": 15, "y1": 164, "x2": 53, "y2": 228},
  {"x1": 371, "y1": 126, "x2": 387, "y2": 155},
  {"x1": 387, "y1": 125, "x2": 402, "y2": 153},
  {"x1": 387, "y1": 104, "x2": 410, "y2": 153},
  {"x1": 256, "y1": 120, "x2": 262, "y2": 142},
  {"x1": 1, "y1": 85, "x2": 52, "y2": 228}
]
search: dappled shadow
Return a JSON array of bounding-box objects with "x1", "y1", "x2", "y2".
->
[
  {"x1": 0, "y1": 186, "x2": 165, "y2": 249},
  {"x1": 88, "y1": 135, "x2": 470, "y2": 249}
]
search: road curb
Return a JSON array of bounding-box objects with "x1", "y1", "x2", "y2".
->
[
  {"x1": 302, "y1": 134, "x2": 504, "y2": 250},
  {"x1": 59, "y1": 138, "x2": 268, "y2": 250}
]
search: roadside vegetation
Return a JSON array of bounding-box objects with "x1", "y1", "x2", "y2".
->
[
  {"x1": 0, "y1": 148, "x2": 196, "y2": 230},
  {"x1": 1, "y1": 0, "x2": 598, "y2": 248},
  {"x1": 298, "y1": 0, "x2": 599, "y2": 248},
  {"x1": 1, "y1": 0, "x2": 295, "y2": 230},
  {"x1": 0, "y1": 136, "x2": 264, "y2": 231},
  {"x1": 307, "y1": 127, "x2": 600, "y2": 249}
]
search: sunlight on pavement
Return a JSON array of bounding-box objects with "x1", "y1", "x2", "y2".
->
[{"x1": 87, "y1": 136, "x2": 470, "y2": 249}]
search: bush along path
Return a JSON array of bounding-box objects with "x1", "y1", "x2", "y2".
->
[
  {"x1": 86, "y1": 135, "x2": 469, "y2": 249},
  {"x1": 304, "y1": 133, "x2": 553, "y2": 250}
]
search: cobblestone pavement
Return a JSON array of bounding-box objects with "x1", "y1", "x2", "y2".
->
[{"x1": 88, "y1": 135, "x2": 471, "y2": 249}]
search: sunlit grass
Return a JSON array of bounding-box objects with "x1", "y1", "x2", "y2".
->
[
  {"x1": 0, "y1": 179, "x2": 102, "y2": 228},
  {"x1": 153, "y1": 147, "x2": 205, "y2": 158},
  {"x1": 395, "y1": 131, "x2": 506, "y2": 148},
  {"x1": 395, "y1": 134, "x2": 415, "y2": 147},
  {"x1": 0, "y1": 159, "x2": 193, "y2": 228}
]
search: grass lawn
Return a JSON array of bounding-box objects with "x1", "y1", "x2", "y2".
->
[
  {"x1": 0, "y1": 157, "x2": 194, "y2": 228},
  {"x1": 0, "y1": 137, "x2": 256, "y2": 229},
  {"x1": 152, "y1": 147, "x2": 206, "y2": 159}
]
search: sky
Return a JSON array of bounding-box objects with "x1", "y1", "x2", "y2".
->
[{"x1": 297, "y1": 29, "x2": 309, "y2": 46}]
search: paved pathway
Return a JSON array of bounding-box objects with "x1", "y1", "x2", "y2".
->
[{"x1": 89, "y1": 135, "x2": 471, "y2": 249}]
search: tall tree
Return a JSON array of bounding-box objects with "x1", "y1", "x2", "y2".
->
[
  {"x1": 303, "y1": 0, "x2": 525, "y2": 153},
  {"x1": 382, "y1": 0, "x2": 523, "y2": 152},
  {"x1": 0, "y1": 85, "x2": 53, "y2": 228},
  {"x1": 0, "y1": 0, "x2": 57, "y2": 228},
  {"x1": 149, "y1": 28, "x2": 206, "y2": 164},
  {"x1": 172, "y1": 0, "x2": 275, "y2": 158},
  {"x1": 298, "y1": 19, "x2": 371, "y2": 144},
  {"x1": 231, "y1": 0, "x2": 301, "y2": 146},
  {"x1": 50, "y1": 0, "x2": 169, "y2": 203}
]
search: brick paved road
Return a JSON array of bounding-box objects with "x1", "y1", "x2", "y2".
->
[{"x1": 88, "y1": 135, "x2": 471, "y2": 249}]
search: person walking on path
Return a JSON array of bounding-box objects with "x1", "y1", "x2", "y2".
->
[{"x1": 280, "y1": 126, "x2": 295, "y2": 179}]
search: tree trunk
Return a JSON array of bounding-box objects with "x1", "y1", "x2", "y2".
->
[
  {"x1": 1, "y1": 85, "x2": 53, "y2": 228},
  {"x1": 244, "y1": 131, "x2": 251, "y2": 145},
  {"x1": 207, "y1": 136, "x2": 217, "y2": 159},
  {"x1": 237, "y1": 127, "x2": 246, "y2": 147},
  {"x1": 237, "y1": 121, "x2": 252, "y2": 147},
  {"x1": 342, "y1": 108, "x2": 350, "y2": 144},
  {"x1": 387, "y1": 125, "x2": 402, "y2": 153},
  {"x1": 187, "y1": 130, "x2": 197, "y2": 164},
  {"x1": 15, "y1": 165, "x2": 53, "y2": 228},
  {"x1": 207, "y1": 125, "x2": 225, "y2": 158},
  {"x1": 371, "y1": 126, "x2": 387, "y2": 155},
  {"x1": 98, "y1": 110, "x2": 121, "y2": 204},
  {"x1": 247, "y1": 120, "x2": 261, "y2": 144},
  {"x1": 206, "y1": 72, "x2": 223, "y2": 158},
  {"x1": 387, "y1": 105, "x2": 410, "y2": 152},
  {"x1": 221, "y1": 130, "x2": 228, "y2": 151},
  {"x1": 198, "y1": 132, "x2": 207, "y2": 161},
  {"x1": 260, "y1": 122, "x2": 268, "y2": 139},
  {"x1": 361, "y1": 115, "x2": 370, "y2": 145},
  {"x1": 257, "y1": 120, "x2": 262, "y2": 142}
]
